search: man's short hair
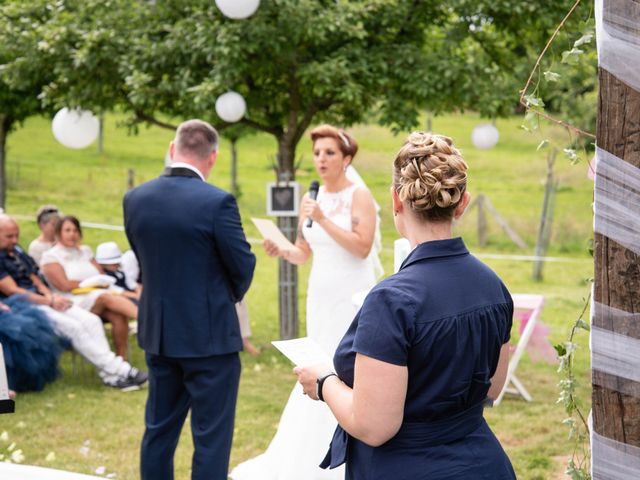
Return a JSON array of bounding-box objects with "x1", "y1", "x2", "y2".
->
[{"x1": 175, "y1": 120, "x2": 219, "y2": 160}]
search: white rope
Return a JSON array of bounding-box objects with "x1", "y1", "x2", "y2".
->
[
  {"x1": 592, "y1": 431, "x2": 640, "y2": 480},
  {"x1": 596, "y1": 0, "x2": 640, "y2": 92},
  {"x1": 594, "y1": 147, "x2": 640, "y2": 255}
]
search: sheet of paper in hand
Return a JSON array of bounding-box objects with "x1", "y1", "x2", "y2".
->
[
  {"x1": 251, "y1": 218, "x2": 295, "y2": 252},
  {"x1": 79, "y1": 274, "x2": 116, "y2": 288},
  {"x1": 272, "y1": 337, "x2": 333, "y2": 367}
]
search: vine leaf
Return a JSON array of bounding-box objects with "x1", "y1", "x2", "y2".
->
[
  {"x1": 543, "y1": 70, "x2": 561, "y2": 82},
  {"x1": 561, "y1": 47, "x2": 584, "y2": 64},
  {"x1": 574, "y1": 31, "x2": 594, "y2": 47}
]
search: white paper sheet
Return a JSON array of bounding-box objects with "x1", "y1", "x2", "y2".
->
[
  {"x1": 251, "y1": 218, "x2": 295, "y2": 252},
  {"x1": 271, "y1": 337, "x2": 333, "y2": 367}
]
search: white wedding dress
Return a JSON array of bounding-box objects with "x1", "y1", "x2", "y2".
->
[{"x1": 230, "y1": 182, "x2": 378, "y2": 480}]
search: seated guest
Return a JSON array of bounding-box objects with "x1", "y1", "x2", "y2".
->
[
  {"x1": 41, "y1": 216, "x2": 137, "y2": 359},
  {"x1": 0, "y1": 297, "x2": 61, "y2": 392},
  {"x1": 236, "y1": 299, "x2": 259, "y2": 356},
  {"x1": 28, "y1": 205, "x2": 60, "y2": 266},
  {"x1": 0, "y1": 215, "x2": 147, "y2": 390},
  {"x1": 295, "y1": 132, "x2": 515, "y2": 479},
  {"x1": 95, "y1": 242, "x2": 141, "y2": 302}
]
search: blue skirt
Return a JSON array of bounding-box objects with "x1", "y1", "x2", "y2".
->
[{"x1": 0, "y1": 297, "x2": 62, "y2": 392}]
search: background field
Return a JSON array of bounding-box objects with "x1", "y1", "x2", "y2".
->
[{"x1": 1, "y1": 113, "x2": 593, "y2": 479}]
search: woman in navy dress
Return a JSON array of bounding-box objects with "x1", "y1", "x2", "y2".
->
[{"x1": 295, "y1": 131, "x2": 516, "y2": 479}]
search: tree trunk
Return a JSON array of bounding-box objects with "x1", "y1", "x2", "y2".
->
[
  {"x1": 276, "y1": 139, "x2": 299, "y2": 339},
  {"x1": 592, "y1": 65, "x2": 640, "y2": 476},
  {"x1": 0, "y1": 115, "x2": 11, "y2": 210},
  {"x1": 97, "y1": 115, "x2": 104, "y2": 154}
]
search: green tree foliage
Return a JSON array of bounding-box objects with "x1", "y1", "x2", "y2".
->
[{"x1": 1, "y1": 0, "x2": 594, "y2": 176}]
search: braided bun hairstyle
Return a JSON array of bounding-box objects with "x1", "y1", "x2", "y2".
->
[
  {"x1": 393, "y1": 132, "x2": 468, "y2": 222},
  {"x1": 310, "y1": 124, "x2": 358, "y2": 160}
]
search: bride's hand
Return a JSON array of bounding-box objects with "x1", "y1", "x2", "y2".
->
[
  {"x1": 263, "y1": 239, "x2": 281, "y2": 257},
  {"x1": 301, "y1": 198, "x2": 325, "y2": 224}
]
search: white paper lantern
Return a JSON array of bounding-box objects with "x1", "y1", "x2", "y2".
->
[
  {"x1": 215, "y1": 0, "x2": 260, "y2": 19},
  {"x1": 471, "y1": 123, "x2": 500, "y2": 150},
  {"x1": 52, "y1": 108, "x2": 100, "y2": 149},
  {"x1": 215, "y1": 91, "x2": 247, "y2": 123}
]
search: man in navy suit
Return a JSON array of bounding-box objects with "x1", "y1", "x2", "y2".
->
[{"x1": 124, "y1": 119, "x2": 256, "y2": 480}]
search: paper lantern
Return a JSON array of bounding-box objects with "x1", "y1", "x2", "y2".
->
[
  {"x1": 215, "y1": 91, "x2": 247, "y2": 123},
  {"x1": 471, "y1": 124, "x2": 499, "y2": 150},
  {"x1": 52, "y1": 108, "x2": 100, "y2": 149},
  {"x1": 215, "y1": 0, "x2": 260, "y2": 19}
]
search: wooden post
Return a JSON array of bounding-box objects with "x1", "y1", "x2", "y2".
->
[
  {"x1": 275, "y1": 156, "x2": 299, "y2": 340},
  {"x1": 0, "y1": 115, "x2": 9, "y2": 210},
  {"x1": 532, "y1": 149, "x2": 557, "y2": 281},
  {"x1": 484, "y1": 196, "x2": 528, "y2": 249},
  {"x1": 127, "y1": 168, "x2": 135, "y2": 190},
  {"x1": 97, "y1": 116, "x2": 104, "y2": 154},
  {"x1": 230, "y1": 137, "x2": 238, "y2": 198},
  {"x1": 477, "y1": 194, "x2": 487, "y2": 247},
  {"x1": 592, "y1": 61, "x2": 640, "y2": 473}
]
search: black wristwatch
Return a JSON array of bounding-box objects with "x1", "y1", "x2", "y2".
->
[{"x1": 316, "y1": 372, "x2": 337, "y2": 402}]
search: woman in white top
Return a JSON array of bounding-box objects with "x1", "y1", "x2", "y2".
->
[
  {"x1": 231, "y1": 125, "x2": 378, "y2": 480},
  {"x1": 41, "y1": 216, "x2": 137, "y2": 359},
  {"x1": 28, "y1": 205, "x2": 60, "y2": 266}
]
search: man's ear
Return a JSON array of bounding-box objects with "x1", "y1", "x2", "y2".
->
[{"x1": 168, "y1": 141, "x2": 176, "y2": 161}]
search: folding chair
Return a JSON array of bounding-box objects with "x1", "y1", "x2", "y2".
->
[{"x1": 494, "y1": 293, "x2": 545, "y2": 406}]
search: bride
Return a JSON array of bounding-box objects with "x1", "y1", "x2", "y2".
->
[{"x1": 230, "y1": 125, "x2": 381, "y2": 480}]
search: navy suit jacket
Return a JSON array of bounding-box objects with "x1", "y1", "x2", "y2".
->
[{"x1": 123, "y1": 168, "x2": 256, "y2": 357}]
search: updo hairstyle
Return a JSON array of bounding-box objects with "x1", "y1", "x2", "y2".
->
[
  {"x1": 310, "y1": 124, "x2": 358, "y2": 160},
  {"x1": 393, "y1": 132, "x2": 468, "y2": 222}
]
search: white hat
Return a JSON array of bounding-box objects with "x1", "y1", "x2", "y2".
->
[{"x1": 95, "y1": 242, "x2": 123, "y2": 264}]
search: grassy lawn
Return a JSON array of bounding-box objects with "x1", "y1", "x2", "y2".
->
[{"x1": 1, "y1": 113, "x2": 592, "y2": 479}]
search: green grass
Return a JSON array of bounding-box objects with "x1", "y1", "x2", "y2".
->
[{"x1": 1, "y1": 113, "x2": 592, "y2": 479}]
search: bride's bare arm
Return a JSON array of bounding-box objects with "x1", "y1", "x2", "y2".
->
[
  {"x1": 263, "y1": 197, "x2": 312, "y2": 265},
  {"x1": 302, "y1": 187, "x2": 376, "y2": 259}
]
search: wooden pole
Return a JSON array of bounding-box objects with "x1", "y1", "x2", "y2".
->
[
  {"x1": 230, "y1": 137, "x2": 238, "y2": 198},
  {"x1": 533, "y1": 149, "x2": 557, "y2": 281},
  {"x1": 477, "y1": 194, "x2": 488, "y2": 247},
  {"x1": 127, "y1": 168, "x2": 135, "y2": 191},
  {"x1": 97, "y1": 116, "x2": 104, "y2": 154},
  {"x1": 592, "y1": 63, "x2": 640, "y2": 471}
]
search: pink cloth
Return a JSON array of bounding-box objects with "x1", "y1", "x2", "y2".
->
[{"x1": 515, "y1": 310, "x2": 558, "y2": 364}]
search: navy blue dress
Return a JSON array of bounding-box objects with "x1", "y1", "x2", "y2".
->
[{"x1": 321, "y1": 238, "x2": 516, "y2": 480}]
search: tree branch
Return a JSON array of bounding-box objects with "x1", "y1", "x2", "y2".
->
[
  {"x1": 133, "y1": 110, "x2": 177, "y2": 131},
  {"x1": 238, "y1": 117, "x2": 282, "y2": 137},
  {"x1": 519, "y1": 0, "x2": 596, "y2": 139}
]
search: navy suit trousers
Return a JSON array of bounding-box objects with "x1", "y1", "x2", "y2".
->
[{"x1": 140, "y1": 352, "x2": 241, "y2": 480}]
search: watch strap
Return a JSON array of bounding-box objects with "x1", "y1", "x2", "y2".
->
[{"x1": 316, "y1": 372, "x2": 337, "y2": 402}]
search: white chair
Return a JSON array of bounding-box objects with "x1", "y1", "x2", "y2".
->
[
  {"x1": 0, "y1": 343, "x2": 15, "y2": 414},
  {"x1": 494, "y1": 293, "x2": 545, "y2": 406}
]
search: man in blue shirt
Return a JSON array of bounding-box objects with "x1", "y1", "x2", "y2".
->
[{"x1": 0, "y1": 215, "x2": 146, "y2": 390}]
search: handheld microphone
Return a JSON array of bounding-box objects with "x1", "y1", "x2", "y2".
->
[{"x1": 306, "y1": 181, "x2": 320, "y2": 227}]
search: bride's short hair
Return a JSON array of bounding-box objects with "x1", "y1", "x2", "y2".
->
[
  {"x1": 310, "y1": 125, "x2": 358, "y2": 159},
  {"x1": 393, "y1": 132, "x2": 468, "y2": 222}
]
